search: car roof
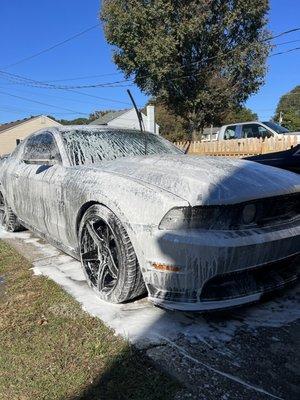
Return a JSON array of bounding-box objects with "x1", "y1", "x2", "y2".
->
[
  {"x1": 223, "y1": 121, "x2": 263, "y2": 127},
  {"x1": 50, "y1": 125, "x2": 153, "y2": 135}
]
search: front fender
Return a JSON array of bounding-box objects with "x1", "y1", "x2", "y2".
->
[{"x1": 63, "y1": 168, "x2": 188, "y2": 270}]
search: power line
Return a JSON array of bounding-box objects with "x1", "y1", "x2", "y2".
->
[
  {"x1": 0, "y1": 69, "x2": 131, "y2": 90},
  {"x1": 46, "y1": 71, "x2": 123, "y2": 83},
  {"x1": 274, "y1": 39, "x2": 300, "y2": 46},
  {"x1": 0, "y1": 26, "x2": 298, "y2": 114},
  {"x1": 67, "y1": 89, "x2": 133, "y2": 106},
  {"x1": 1, "y1": 27, "x2": 299, "y2": 91},
  {"x1": 267, "y1": 27, "x2": 300, "y2": 40},
  {"x1": 2, "y1": 26, "x2": 300, "y2": 88},
  {"x1": 0, "y1": 69, "x2": 128, "y2": 91},
  {"x1": 60, "y1": 42, "x2": 300, "y2": 89},
  {"x1": 4, "y1": 75, "x2": 129, "y2": 89},
  {"x1": 0, "y1": 73, "x2": 136, "y2": 119},
  {"x1": 270, "y1": 47, "x2": 300, "y2": 57},
  {"x1": 0, "y1": 90, "x2": 89, "y2": 115},
  {"x1": 55, "y1": 27, "x2": 298, "y2": 87},
  {"x1": 0, "y1": 81, "x2": 133, "y2": 107},
  {"x1": 3, "y1": 29, "x2": 299, "y2": 91},
  {"x1": 1, "y1": 24, "x2": 99, "y2": 70},
  {"x1": 3, "y1": 45, "x2": 299, "y2": 91},
  {"x1": 18, "y1": 35, "x2": 300, "y2": 84},
  {"x1": 0, "y1": 71, "x2": 135, "y2": 106}
]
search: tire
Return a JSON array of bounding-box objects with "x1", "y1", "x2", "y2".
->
[
  {"x1": 0, "y1": 189, "x2": 24, "y2": 232},
  {"x1": 78, "y1": 204, "x2": 146, "y2": 303}
]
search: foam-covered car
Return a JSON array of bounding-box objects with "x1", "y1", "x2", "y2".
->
[{"x1": 0, "y1": 126, "x2": 299, "y2": 310}]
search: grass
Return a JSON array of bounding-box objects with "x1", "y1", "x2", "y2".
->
[{"x1": 0, "y1": 241, "x2": 179, "y2": 400}]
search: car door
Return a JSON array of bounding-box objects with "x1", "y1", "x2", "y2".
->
[
  {"x1": 0, "y1": 142, "x2": 25, "y2": 216},
  {"x1": 16, "y1": 131, "x2": 66, "y2": 243}
]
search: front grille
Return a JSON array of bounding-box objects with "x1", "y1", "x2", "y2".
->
[
  {"x1": 200, "y1": 254, "x2": 299, "y2": 302},
  {"x1": 253, "y1": 192, "x2": 300, "y2": 227}
]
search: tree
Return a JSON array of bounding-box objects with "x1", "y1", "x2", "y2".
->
[
  {"x1": 274, "y1": 86, "x2": 300, "y2": 131},
  {"x1": 146, "y1": 100, "x2": 188, "y2": 141},
  {"x1": 47, "y1": 115, "x2": 90, "y2": 125},
  {"x1": 89, "y1": 110, "x2": 115, "y2": 121},
  {"x1": 221, "y1": 107, "x2": 258, "y2": 125},
  {"x1": 101, "y1": 0, "x2": 270, "y2": 139},
  {"x1": 47, "y1": 111, "x2": 107, "y2": 126}
]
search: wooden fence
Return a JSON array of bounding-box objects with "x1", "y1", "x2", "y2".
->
[{"x1": 174, "y1": 135, "x2": 299, "y2": 157}]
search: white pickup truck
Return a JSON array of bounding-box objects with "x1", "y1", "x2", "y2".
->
[{"x1": 218, "y1": 121, "x2": 300, "y2": 142}]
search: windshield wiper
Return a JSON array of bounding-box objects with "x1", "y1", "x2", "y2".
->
[{"x1": 127, "y1": 89, "x2": 147, "y2": 155}]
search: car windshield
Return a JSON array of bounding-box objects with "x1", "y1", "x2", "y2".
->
[
  {"x1": 61, "y1": 128, "x2": 182, "y2": 165},
  {"x1": 262, "y1": 121, "x2": 290, "y2": 134}
]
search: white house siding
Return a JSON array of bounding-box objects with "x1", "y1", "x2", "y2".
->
[{"x1": 107, "y1": 108, "x2": 160, "y2": 134}]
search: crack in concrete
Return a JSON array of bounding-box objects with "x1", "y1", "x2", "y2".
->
[{"x1": 156, "y1": 334, "x2": 284, "y2": 400}]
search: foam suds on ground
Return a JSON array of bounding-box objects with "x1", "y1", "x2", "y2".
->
[{"x1": 1, "y1": 227, "x2": 298, "y2": 348}]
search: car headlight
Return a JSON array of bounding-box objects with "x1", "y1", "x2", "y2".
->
[
  {"x1": 159, "y1": 206, "x2": 221, "y2": 230},
  {"x1": 159, "y1": 203, "x2": 259, "y2": 231},
  {"x1": 159, "y1": 207, "x2": 192, "y2": 230}
]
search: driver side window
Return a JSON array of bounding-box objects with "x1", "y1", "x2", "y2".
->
[{"x1": 23, "y1": 132, "x2": 61, "y2": 163}]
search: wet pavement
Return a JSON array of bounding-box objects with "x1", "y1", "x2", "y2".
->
[{"x1": 0, "y1": 227, "x2": 299, "y2": 400}]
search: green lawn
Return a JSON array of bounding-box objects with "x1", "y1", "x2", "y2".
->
[{"x1": 0, "y1": 241, "x2": 179, "y2": 400}]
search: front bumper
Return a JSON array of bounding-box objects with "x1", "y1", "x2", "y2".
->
[{"x1": 143, "y1": 220, "x2": 300, "y2": 311}]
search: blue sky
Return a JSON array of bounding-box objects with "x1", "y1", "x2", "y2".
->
[{"x1": 0, "y1": 0, "x2": 299, "y2": 124}]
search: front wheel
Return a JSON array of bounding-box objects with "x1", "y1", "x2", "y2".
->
[
  {"x1": 78, "y1": 204, "x2": 146, "y2": 303},
  {"x1": 0, "y1": 189, "x2": 24, "y2": 232}
]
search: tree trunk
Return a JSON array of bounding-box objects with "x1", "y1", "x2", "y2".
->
[{"x1": 191, "y1": 129, "x2": 198, "y2": 141}]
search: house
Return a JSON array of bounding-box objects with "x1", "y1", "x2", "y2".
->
[
  {"x1": 89, "y1": 105, "x2": 160, "y2": 134},
  {"x1": 0, "y1": 115, "x2": 61, "y2": 156},
  {"x1": 202, "y1": 126, "x2": 220, "y2": 141}
]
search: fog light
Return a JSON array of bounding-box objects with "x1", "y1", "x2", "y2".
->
[{"x1": 242, "y1": 204, "x2": 256, "y2": 224}]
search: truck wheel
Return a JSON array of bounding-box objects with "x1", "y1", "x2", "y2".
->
[
  {"x1": 78, "y1": 204, "x2": 146, "y2": 303},
  {"x1": 0, "y1": 189, "x2": 24, "y2": 232}
]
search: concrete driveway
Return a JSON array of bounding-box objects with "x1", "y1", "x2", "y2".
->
[{"x1": 1, "y1": 227, "x2": 299, "y2": 400}]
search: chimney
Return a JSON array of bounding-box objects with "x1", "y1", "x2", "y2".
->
[{"x1": 146, "y1": 105, "x2": 157, "y2": 134}]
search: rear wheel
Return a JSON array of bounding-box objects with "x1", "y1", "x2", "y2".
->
[
  {"x1": 0, "y1": 189, "x2": 24, "y2": 232},
  {"x1": 78, "y1": 204, "x2": 145, "y2": 303}
]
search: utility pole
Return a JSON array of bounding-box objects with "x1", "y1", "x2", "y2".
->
[{"x1": 279, "y1": 111, "x2": 283, "y2": 124}]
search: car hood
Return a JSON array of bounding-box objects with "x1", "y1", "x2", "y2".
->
[{"x1": 83, "y1": 155, "x2": 300, "y2": 206}]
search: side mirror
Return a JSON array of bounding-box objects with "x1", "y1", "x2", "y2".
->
[
  {"x1": 261, "y1": 131, "x2": 273, "y2": 140},
  {"x1": 23, "y1": 158, "x2": 60, "y2": 166}
]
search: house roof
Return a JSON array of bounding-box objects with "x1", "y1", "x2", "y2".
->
[
  {"x1": 90, "y1": 109, "x2": 131, "y2": 125},
  {"x1": 0, "y1": 116, "x2": 39, "y2": 134}
]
